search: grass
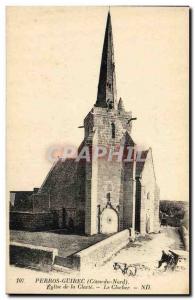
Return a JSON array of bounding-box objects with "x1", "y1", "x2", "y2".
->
[{"x1": 10, "y1": 230, "x2": 108, "y2": 257}]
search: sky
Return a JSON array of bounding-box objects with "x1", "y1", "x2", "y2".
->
[{"x1": 7, "y1": 6, "x2": 189, "y2": 201}]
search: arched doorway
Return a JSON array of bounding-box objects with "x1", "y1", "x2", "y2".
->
[{"x1": 100, "y1": 207, "x2": 118, "y2": 234}]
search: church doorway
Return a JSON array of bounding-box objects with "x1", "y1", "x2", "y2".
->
[{"x1": 100, "y1": 207, "x2": 118, "y2": 234}]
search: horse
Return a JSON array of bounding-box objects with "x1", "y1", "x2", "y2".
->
[{"x1": 113, "y1": 262, "x2": 137, "y2": 276}]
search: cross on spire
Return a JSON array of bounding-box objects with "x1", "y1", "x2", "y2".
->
[{"x1": 95, "y1": 11, "x2": 117, "y2": 109}]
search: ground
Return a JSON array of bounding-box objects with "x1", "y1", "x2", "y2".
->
[
  {"x1": 95, "y1": 227, "x2": 189, "y2": 294},
  {"x1": 10, "y1": 230, "x2": 109, "y2": 257},
  {"x1": 101, "y1": 226, "x2": 186, "y2": 273},
  {"x1": 9, "y1": 227, "x2": 189, "y2": 294}
]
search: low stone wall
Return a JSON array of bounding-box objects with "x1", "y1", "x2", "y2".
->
[
  {"x1": 10, "y1": 230, "x2": 130, "y2": 272},
  {"x1": 10, "y1": 242, "x2": 58, "y2": 271},
  {"x1": 10, "y1": 211, "x2": 57, "y2": 231},
  {"x1": 54, "y1": 255, "x2": 80, "y2": 270},
  {"x1": 70, "y1": 229, "x2": 130, "y2": 271},
  {"x1": 179, "y1": 226, "x2": 189, "y2": 251}
]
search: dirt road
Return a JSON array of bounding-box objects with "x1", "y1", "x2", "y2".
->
[
  {"x1": 101, "y1": 227, "x2": 185, "y2": 271},
  {"x1": 96, "y1": 226, "x2": 189, "y2": 294}
]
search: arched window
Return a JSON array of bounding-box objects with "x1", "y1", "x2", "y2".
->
[
  {"x1": 147, "y1": 192, "x2": 150, "y2": 200},
  {"x1": 107, "y1": 98, "x2": 114, "y2": 109},
  {"x1": 111, "y1": 122, "x2": 115, "y2": 138}
]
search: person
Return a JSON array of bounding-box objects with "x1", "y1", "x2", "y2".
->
[{"x1": 158, "y1": 250, "x2": 179, "y2": 271}]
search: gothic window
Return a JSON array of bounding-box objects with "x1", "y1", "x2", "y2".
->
[
  {"x1": 147, "y1": 192, "x2": 150, "y2": 200},
  {"x1": 111, "y1": 122, "x2": 115, "y2": 138}
]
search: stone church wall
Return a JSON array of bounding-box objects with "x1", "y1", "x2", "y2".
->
[
  {"x1": 84, "y1": 159, "x2": 94, "y2": 235},
  {"x1": 39, "y1": 158, "x2": 86, "y2": 232},
  {"x1": 97, "y1": 159, "x2": 122, "y2": 208},
  {"x1": 139, "y1": 149, "x2": 160, "y2": 234},
  {"x1": 123, "y1": 161, "x2": 136, "y2": 230},
  {"x1": 153, "y1": 184, "x2": 160, "y2": 232},
  {"x1": 84, "y1": 106, "x2": 136, "y2": 235},
  {"x1": 32, "y1": 193, "x2": 50, "y2": 212}
]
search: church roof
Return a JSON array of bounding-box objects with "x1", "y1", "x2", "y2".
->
[
  {"x1": 121, "y1": 131, "x2": 136, "y2": 147},
  {"x1": 39, "y1": 158, "x2": 78, "y2": 193},
  {"x1": 95, "y1": 12, "x2": 117, "y2": 109}
]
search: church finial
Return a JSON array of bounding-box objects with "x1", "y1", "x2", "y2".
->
[
  {"x1": 118, "y1": 97, "x2": 125, "y2": 111},
  {"x1": 95, "y1": 11, "x2": 117, "y2": 109}
]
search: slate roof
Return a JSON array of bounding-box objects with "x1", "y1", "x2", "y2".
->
[{"x1": 39, "y1": 158, "x2": 78, "y2": 193}]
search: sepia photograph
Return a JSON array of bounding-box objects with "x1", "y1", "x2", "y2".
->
[{"x1": 6, "y1": 6, "x2": 190, "y2": 295}]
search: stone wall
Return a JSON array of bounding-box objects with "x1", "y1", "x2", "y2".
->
[
  {"x1": 10, "y1": 211, "x2": 57, "y2": 231},
  {"x1": 10, "y1": 242, "x2": 58, "y2": 271},
  {"x1": 123, "y1": 160, "x2": 136, "y2": 230},
  {"x1": 69, "y1": 229, "x2": 130, "y2": 271},
  {"x1": 33, "y1": 193, "x2": 50, "y2": 212},
  {"x1": 179, "y1": 226, "x2": 189, "y2": 251},
  {"x1": 153, "y1": 184, "x2": 160, "y2": 232},
  {"x1": 38, "y1": 158, "x2": 86, "y2": 231},
  {"x1": 84, "y1": 130, "x2": 97, "y2": 235},
  {"x1": 139, "y1": 149, "x2": 160, "y2": 234},
  {"x1": 10, "y1": 191, "x2": 33, "y2": 212},
  {"x1": 84, "y1": 106, "x2": 135, "y2": 235}
]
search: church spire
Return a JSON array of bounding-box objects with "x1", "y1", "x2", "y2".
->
[{"x1": 95, "y1": 11, "x2": 117, "y2": 109}]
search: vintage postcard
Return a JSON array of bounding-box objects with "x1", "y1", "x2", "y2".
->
[{"x1": 6, "y1": 6, "x2": 190, "y2": 295}]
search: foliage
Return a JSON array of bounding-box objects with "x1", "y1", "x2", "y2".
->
[{"x1": 160, "y1": 200, "x2": 188, "y2": 227}]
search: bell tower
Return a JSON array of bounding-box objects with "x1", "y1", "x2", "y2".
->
[{"x1": 84, "y1": 11, "x2": 136, "y2": 235}]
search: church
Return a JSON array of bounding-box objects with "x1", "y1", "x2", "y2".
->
[{"x1": 10, "y1": 12, "x2": 160, "y2": 236}]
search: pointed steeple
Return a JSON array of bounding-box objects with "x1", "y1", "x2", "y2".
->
[{"x1": 95, "y1": 11, "x2": 117, "y2": 109}]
